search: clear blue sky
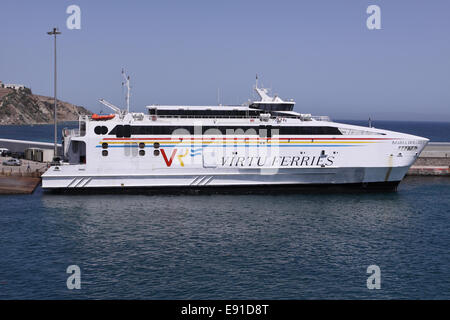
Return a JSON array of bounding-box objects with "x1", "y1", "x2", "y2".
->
[{"x1": 1, "y1": 0, "x2": 450, "y2": 121}]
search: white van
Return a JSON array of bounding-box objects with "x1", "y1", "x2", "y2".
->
[{"x1": 0, "y1": 148, "x2": 10, "y2": 156}]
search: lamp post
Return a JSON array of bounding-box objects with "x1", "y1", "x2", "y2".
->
[{"x1": 47, "y1": 27, "x2": 61, "y2": 160}]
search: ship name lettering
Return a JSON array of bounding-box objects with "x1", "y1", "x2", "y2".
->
[{"x1": 219, "y1": 155, "x2": 335, "y2": 167}]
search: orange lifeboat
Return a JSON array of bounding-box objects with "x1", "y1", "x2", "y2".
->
[{"x1": 92, "y1": 113, "x2": 115, "y2": 121}]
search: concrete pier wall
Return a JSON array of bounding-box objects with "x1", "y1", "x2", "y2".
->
[
  {"x1": 0, "y1": 175, "x2": 41, "y2": 194},
  {"x1": 420, "y1": 142, "x2": 450, "y2": 158},
  {"x1": 408, "y1": 142, "x2": 450, "y2": 176}
]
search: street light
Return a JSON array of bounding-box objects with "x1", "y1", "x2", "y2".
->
[{"x1": 47, "y1": 27, "x2": 61, "y2": 160}]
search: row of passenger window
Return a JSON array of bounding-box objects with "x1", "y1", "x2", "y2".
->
[
  {"x1": 148, "y1": 109, "x2": 262, "y2": 117},
  {"x1": 102, "y1": 149, "x2": 147, "y2": 157},
  {"x1": 109, "y1": 125, "x2": 342, "y2": 137}
]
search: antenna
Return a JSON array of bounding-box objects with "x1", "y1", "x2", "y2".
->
[
  {"x1": 217, "y1": 88, "x2": 220, "y2": 106},
  {"x1": 122, "y1": 69, "x2": 131, "y2": 113},
  {"x1": 255, "y1": 74, "x2": 258, "y2": 89}
]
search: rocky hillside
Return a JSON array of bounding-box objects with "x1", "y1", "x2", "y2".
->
[{"x1": 0, "y1": 87, "x2": 91, "y2": 125}]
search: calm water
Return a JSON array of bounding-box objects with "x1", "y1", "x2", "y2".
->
[
  {"x1": 1, "y1": 178, "x2": 449, "y2": 299},
  {"x1": 0, "y1": 121, "x2": 449, "y2": 299}
]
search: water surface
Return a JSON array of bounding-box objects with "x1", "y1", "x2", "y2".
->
[{"x1": 1, "y1": 177, "x2": 449, "y2": 299}]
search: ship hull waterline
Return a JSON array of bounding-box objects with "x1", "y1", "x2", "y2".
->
[{"x1": 42, "y1": 166, "x2": 409, "y2": 194}]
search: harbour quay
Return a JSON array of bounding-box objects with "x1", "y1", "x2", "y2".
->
[
  {"x1": 0, "y1": 138, "x2": 57, "y2": 194},
  {"x1": 408, "y1": 142, "x2": 450, "y2": 176},
  {"x1": 0, "y1": 156, "x2": 46, "y2": 194}
]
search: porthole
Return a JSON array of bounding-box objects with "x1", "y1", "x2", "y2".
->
[
  {"x1": 102, "y1": 150, "x2": 108, "y2": 156},
  {"x1": 153, "y1": 142, "x2": 160, "y2": 149},
  {"x1": 95, "y1": 126, "x2": 108, "y2": 135},
  {"x1": 102, "y1": 142, "x2": 108, "y2": 149},
  {"x1": 153, "y1": 149, "x2": 160, "y2": 156},
  {"x1": 139, "y1": 150, "x2": 145, "y2": 156},
  {"x1": 139, "y1": 142, "x2": 145, "y2": 149}
]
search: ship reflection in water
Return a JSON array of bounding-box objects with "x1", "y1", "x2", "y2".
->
[{"x1": 2, "y1": 176, "x2": 440, "y2": 299}]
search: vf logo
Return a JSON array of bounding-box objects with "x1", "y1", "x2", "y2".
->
[
  {"x1": 160, "y1": 148, "x2": 189, "y2": 167},
  {"x1": 366, "y1": 265, "x2": 381, "y2": 290},
  {"x1": 66, "y1": 265, "x2": 81, "y2": 290}
]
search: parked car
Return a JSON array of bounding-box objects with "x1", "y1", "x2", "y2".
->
[
  {"x1": 10, "y1": 152, "x2": 24, "y2": 159},
  {"x1": 2, "y1": 158, "x2": 22, "y2": 166}
]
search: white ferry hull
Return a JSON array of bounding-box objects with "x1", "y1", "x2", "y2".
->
[{"x1": 42, "y1": 166, "x2": 410, "y2": 192}]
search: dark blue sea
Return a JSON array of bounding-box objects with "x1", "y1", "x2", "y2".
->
[{"x1": 0, "y1": 121, "x2": 449, "y2": 299}]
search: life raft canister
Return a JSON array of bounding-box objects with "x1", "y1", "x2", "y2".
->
[{"x1": 92, "y1": 114, "x2": 115, "y2": 121}]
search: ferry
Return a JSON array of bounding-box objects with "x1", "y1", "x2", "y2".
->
[{"x1": 41, "y1": 76, "x2": 429, "y2": 192}]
